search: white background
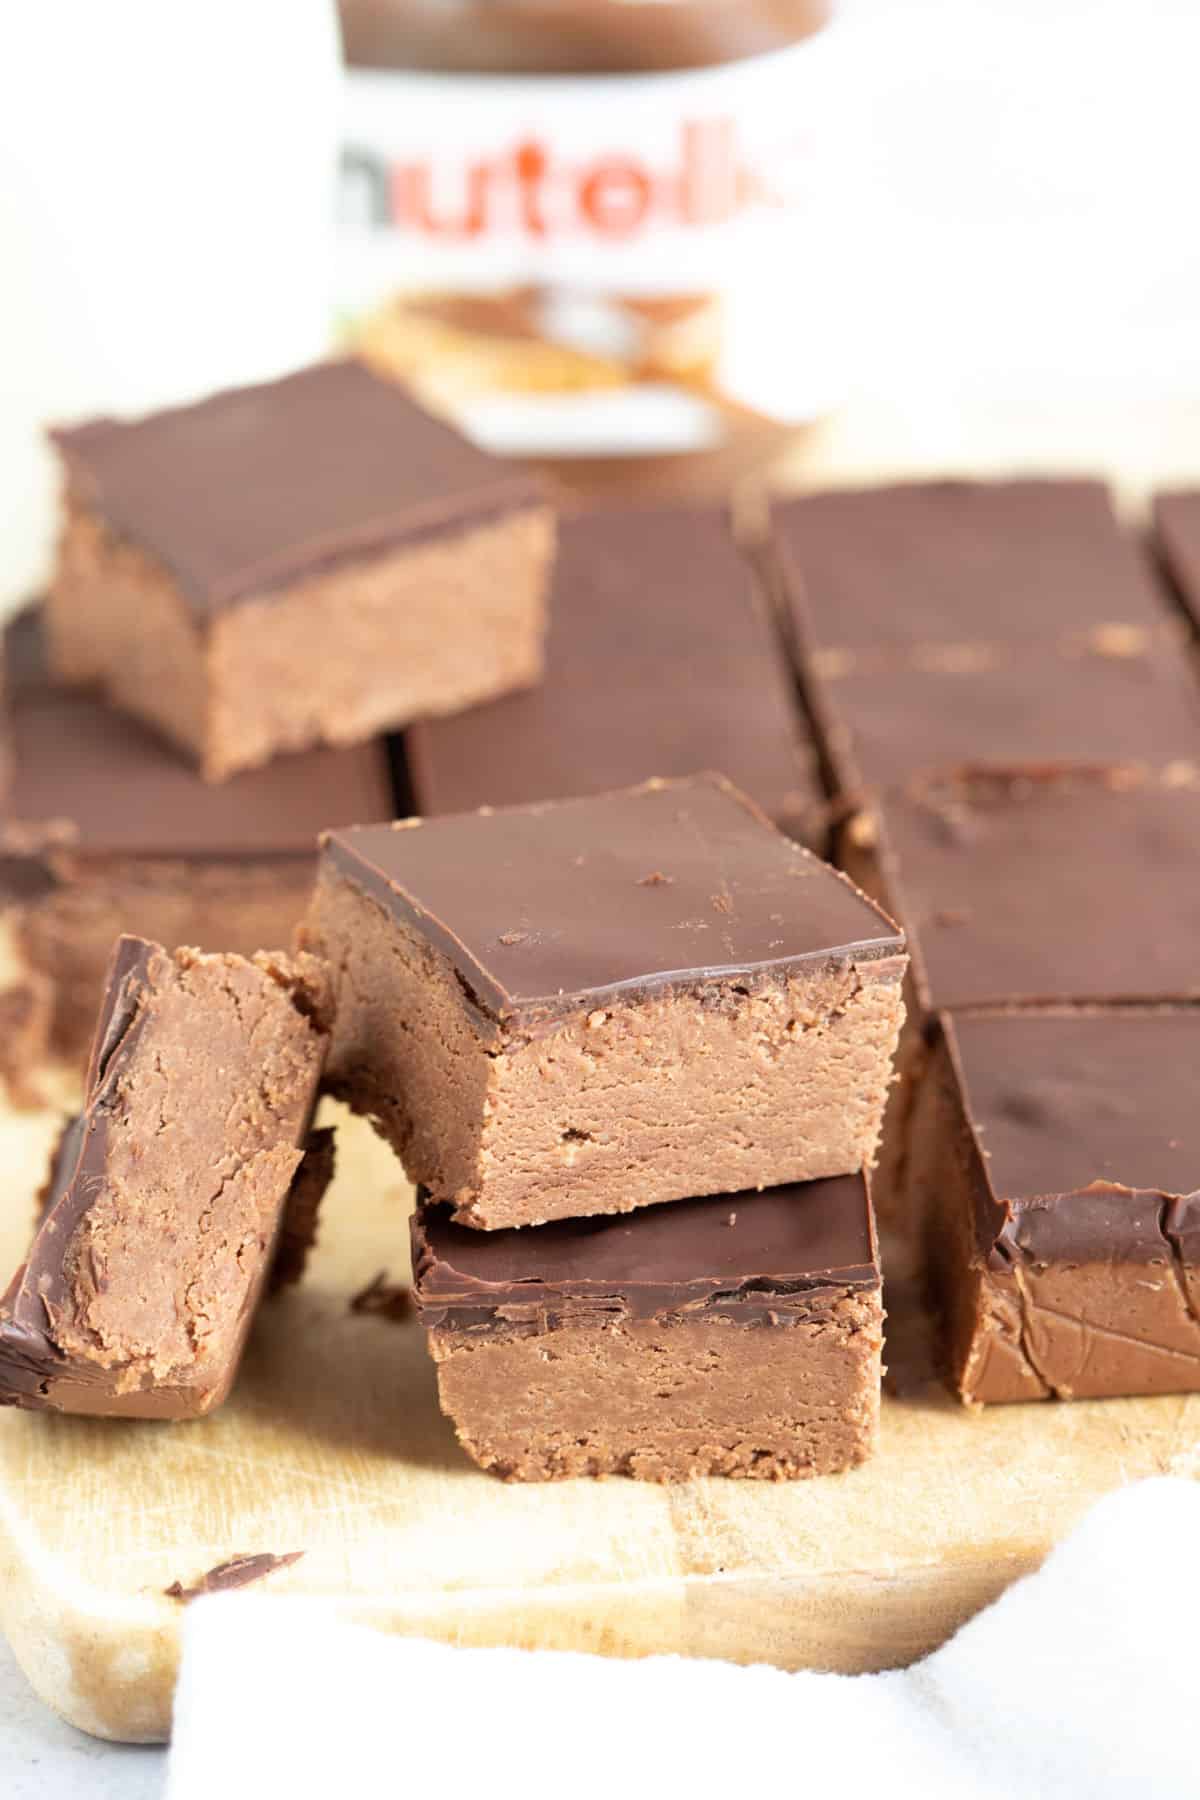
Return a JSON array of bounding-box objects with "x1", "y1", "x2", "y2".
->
[{"x1": 3, "y1": 0, "x2": 1200, "y2": 1787}]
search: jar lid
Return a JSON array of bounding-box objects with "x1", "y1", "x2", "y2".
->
[{"x1": 340, "y1": 0, "x2": 831, "y2": 75}]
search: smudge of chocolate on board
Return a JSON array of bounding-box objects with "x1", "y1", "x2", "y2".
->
[{"x1": 164, "y1": 1551, "x2": 304, "y2": 1602}]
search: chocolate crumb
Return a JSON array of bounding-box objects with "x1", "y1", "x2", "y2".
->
[
  {"x1": 933, "y1": 908, "x2": 971, "y2": 928},
  {"x1": 711, "y1": 893, "x2": 734, "y2": 915},
  {"x1": 350, "y1": 1270, "x2": 412, "y2": 1322},
  {"x1": 164, "y1": 1551, "x2": 304, "y2": 1602},
  {"x1": 637, "y1": 871, "x2": 673, "y2": 886},
  {"x1": 726, "y1": 1211, "x2": 738, "y2": 1227},
  {"x1": 498, "y1": 930, "x2": 528, "y2": 946}
]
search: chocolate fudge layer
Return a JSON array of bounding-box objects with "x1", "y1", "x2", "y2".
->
[
  {"x1": 1154, "y1": 490, "x2": 1200, "y2": 635},
  {"x1": 843, "y1": 769, "x2": 1200, "y2": 1015},
  {"x1": 773, "y1": 479, "x2": 1171, "y2": 660},
  {"x1": 414, "y1": 1173, "x2": 882, "y2": 1480},
  {"x1": 303, "y1": 775, "x2": 906, "y2": 1229},
  {"x1": 407, "y1": 504, "x2": 822, "y2": 846},
  {"x1": 2, "y1": 609, "x2": 392, "y2": 1064},
  {"x1": 49, "y1": 361, "x2": 555, "y2": 779},
  {"x1": 0, "y1": 938, "x2": 331, "y2": 1418},
  {"x1": 914, "y1": 1010, "x2": 1200, "y2": 1404},
  {"x1": 809, "y1": 640, "x2": 1200, "y2": 800}
]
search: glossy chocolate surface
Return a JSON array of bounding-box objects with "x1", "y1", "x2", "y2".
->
[
  {"x1": 324, "y1": 774, "x2": 903, "y2": 1024},
  {"x1": 4, "y1": 610, "x2": 393, "y2": 858},
  {"x1": 942, "y1": 1009, "x2": 1200, "y2": 1269},
  {"x1": 873, "y1": 770, "x2": 1200, "y2": 1011},
  {"x1": 407, "y1": 505, "x2": 818, "y2": 837},
  {"x1": 815, "y1": 642, "x2": 1200, "y2": 796},
  {"x1": 414, "y1": 1172, "x2": 878, "y2": 1327},
  {"x1": 775, "y1": 479, "x2": 1172, "y2": 654},
  {"x1": 52, "y1": 360, "x2": 545, "y2": 612}
]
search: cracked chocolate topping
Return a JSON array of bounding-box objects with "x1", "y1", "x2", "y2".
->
[
  {"x1": 51, "y1": 360, "x2": 546, "y2": 614},
  {"x1": 942, "y1": 1009, "x2": 1200, "y2": 1268},
  {"x1": 323, "y1": 773, "x2": 904, "y2": 1027},
  {"x1": 3, "y1": 611, "x2": 393, "y2": 859},
  {"x1": 774, "y1": 479, "x2": 1172, "y2": 656},
  {"x1": 413, "y1": 1173, "x2": 878, "y2": 1328},
  {"x1": 874, "y1": 768, "x2": 1200, "y2": 1011}
]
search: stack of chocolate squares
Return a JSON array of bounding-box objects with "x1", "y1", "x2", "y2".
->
[{"x1": 302, "y1": 773, "x2": 907, "y2": 1480}]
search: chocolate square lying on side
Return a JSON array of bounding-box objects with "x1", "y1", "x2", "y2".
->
[
  {"x1": 303, "y1": 775, "x2": 906, "y2": 1229},
  {"x1": 48, "y1": 360, "x2": 555, "y2": 780},
  {"x1": 772, "y1": 479, "x2": 1172, "y2": 661},
  {"x1": 2, "y1": 608, "x2": 393, "y2": 1065},
  {"x1": 413, "y1": 1174, "x2": 883, "y2": 1481},
  {"x1": 407, "y1": 505, "x2": 823, "y2": 848},
  {"x1": 0, "y1": 937, "x2": 332, "y2": 1418},
  {"x1": 914, "y1": 1010, "x2": 1200, "y2": 1404}
]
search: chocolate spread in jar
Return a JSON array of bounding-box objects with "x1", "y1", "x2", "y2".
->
[{"x1": 337, "y1": 0, "x2": 844, "y2": 492}]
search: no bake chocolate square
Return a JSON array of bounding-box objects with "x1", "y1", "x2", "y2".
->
[
  {"x1": 773, "y1": 479, "x2": 1172, "y2": 661},
  {"x1": 1, "y1": 610, "x2": 393, "y2": 1065},
  {"x1": 843, "y1": 768, "x2": 1200, "y2": 1015},
  {"x1": 48, "y1": 360, "x2": 555, "y2": 779},
  {"x1": 808, "y1": 641, "x2": 1200, "y2": 801},
  {"x1": 413, "y1": 1173, "x2": 883, "y2": 1481},
  {"x1": 0, "y1": 937, "x2": 331, "y2": 1418},
  {"x1": 304, "y1": 774, "x2": 906, "y2": 1229},
  {"x1": 915, "y1": 1009, "x2": 1200, "y2": 1404},
  {"x1": 407, "y1": 504, "x2": 822, "y2": 847}
]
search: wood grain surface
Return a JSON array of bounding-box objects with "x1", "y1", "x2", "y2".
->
[{"x1": 0, "y1": 1087, "x2": 1195, "y2": 1743}]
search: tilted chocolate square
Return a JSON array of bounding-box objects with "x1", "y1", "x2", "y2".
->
[
  {"x1": 48, "y1": 360, "x2": 555, "y2": 780},
  {"x1": 914, "y1": 1009, "x2": 1200, "y2": 1404},
  {"x1": 304, "y1": 774, "x2": 906, "y2": 1229},
  {"x1": 407, "y1": 504, "x2": 824, "y2": 848},
  {"x1": 413, "y1": 1173, "x2": 882, "y2": 1481},
  {"x1": 0, "y1": 937, "x2": 332, "y2": 1418},
  {"x1": 1, "y1": 609, "x2": 393, "y2": 1065}
]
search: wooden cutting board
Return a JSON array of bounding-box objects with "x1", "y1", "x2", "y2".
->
[{"x1": 0, "y1": 1088, "x2": 1195, "y2": 1744}]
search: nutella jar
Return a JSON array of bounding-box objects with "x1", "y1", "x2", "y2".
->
[{"x1": 336, "y1": 1, "x2": 847, "y2": 487}]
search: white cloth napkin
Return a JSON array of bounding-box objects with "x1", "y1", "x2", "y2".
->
[{"x1": 166, "y1": 1476, "x2": 1197, "y2": 1800}]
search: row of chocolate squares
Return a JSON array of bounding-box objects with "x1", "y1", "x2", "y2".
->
[
  {"x1": 3, "y1": 932, "x2": 1195, "y2": 1481},
  {"x1": 3, "y1": 774, "x2": 1197, "y2": 1475},
  {"x1": 14, "y1": 471, "x2": 1200, "y2": 1076}
]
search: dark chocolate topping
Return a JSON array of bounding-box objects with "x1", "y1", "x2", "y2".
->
[
  {"x1": 341, "y1": 0, "x2": 829, "y2": 73},
  {"x1": 407, "y1": 505, "x2": 818, "y2": 838},
  {"x1": 815, "y1": 642, "x2": 1200, "y2": 797},
  {"x1": 1154, "y1": 490, "x2": 1200, "y2": 634},
  {"x1": 775, "y1": 479, "x2": 1172, "y2": 655},
  {"x1": 52, "y1": 360, "x2": 546, "y2": 612},
  {"x1": 413, "y1": 1173, "x2": 877, "y2": 1327},
  {"x1": 940, "y1": 1010, "x2": 1200, "y2": 1269},
  {"x1": 5, "y1": 613, "x2": 393, "y2": 858},
  {"x1": 875, "y1": 769, "x2": 1200, "y2": 1011},
  {"x1": 324, "y1": 774, "x2": 903, "y2": 1025}
]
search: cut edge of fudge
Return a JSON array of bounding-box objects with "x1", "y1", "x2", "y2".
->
[
  {"x1": 0, "y1": 936, "x2": 332, "y2": 1418},
  {"x1": 46, "y1": 362, "x2": 556, "y2": 780},
  {"x1": 915, "y1": 1006, "x2": 1200, "y2": 1406},
  {"x1": 412, "y1": 1174, "x2": 883, "y2": 1481},
  {"x1": 320, "y1": 773, "x2": 904, "y2": 1031},
  {"x1": 305, "y1": 774, "x2": 908, "y2": 1228}
]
